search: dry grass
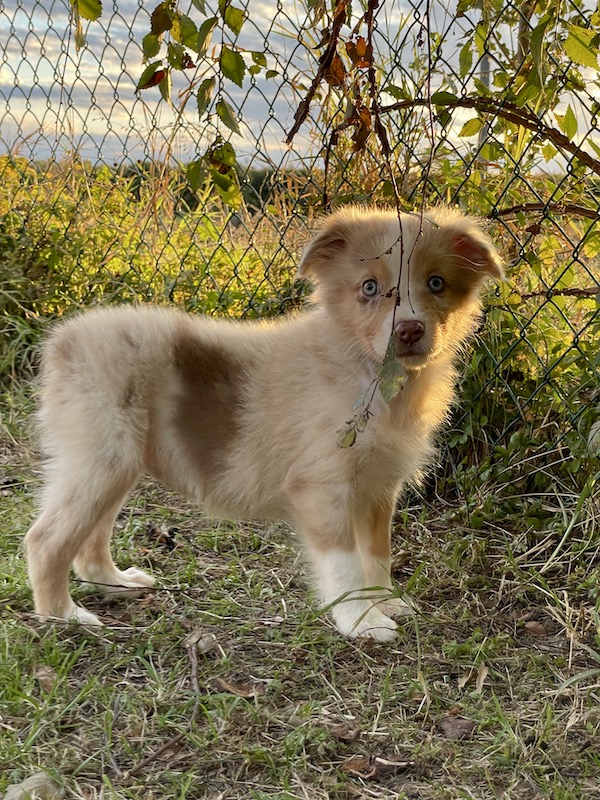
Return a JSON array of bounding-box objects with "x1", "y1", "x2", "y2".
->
[{"x1": 1, "y1": 383, "x2": 599, "y2": 800}]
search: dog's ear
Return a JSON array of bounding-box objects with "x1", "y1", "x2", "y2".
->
[
  {"x1": 297, "y1": 216, "x2": 349, "y2": 279},
  {"x1": 451, "y1": 230, "x2": 504, "y2": 281}
]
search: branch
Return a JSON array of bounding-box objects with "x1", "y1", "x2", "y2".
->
[
  {"x1": 491, "y1": 202, "x2": 600, "y2": 221},
  {"x1": 285, "y1": 1, "x2": 348, "y2": 145},
  {"x1": 380, "y1": 97, "x2": 600, "y2": 177}
]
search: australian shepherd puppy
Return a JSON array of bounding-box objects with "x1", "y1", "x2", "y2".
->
[{"x1": 24, "y1": 207, "x2": 502, "y2": 641}]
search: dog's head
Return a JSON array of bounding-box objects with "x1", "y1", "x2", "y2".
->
[{"x1": 297, "y1": 206, "x2": 503, "y2": 367}]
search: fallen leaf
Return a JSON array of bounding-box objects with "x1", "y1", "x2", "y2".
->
[
  {"x1": 524, "y1": 620, "x2": 546, "y2": 636},
  {"x1": 475, "y1": 663, "x2": 489, "y2": 694},
  {"x1": 341, "y1": 754, "x2": 414, "y2": 779},
  {"x1": 439, "y1": 716, "x2": 477, "y2": 740},
  {"x1": 4, "y1": 771, "x2": 63, "y2": 800},
  {"x1": 185, "y1": 629, "x2": 218, "y2": 655},
  {"x1": 328, "y1": 718, "x2": 361, "y2": 742},
  {"x1": 35, "y1": 666, "x2": 58, "y2": 694},
  {"x1": 210, "y1": 677, "x2": 265, "y2": 698}
]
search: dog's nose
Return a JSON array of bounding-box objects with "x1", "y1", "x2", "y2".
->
[{"x1": 395, "y1": 320, "x2": 425, "y2": 344}]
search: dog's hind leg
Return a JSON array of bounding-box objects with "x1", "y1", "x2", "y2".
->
[
  {"x1": 73, "y1": 502, "x2": 155, "y2": 596},
  {"x1": 25, "y1": 467, "x2": 140, "y2": 625}
]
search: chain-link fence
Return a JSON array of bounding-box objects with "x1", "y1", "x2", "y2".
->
[{"x1": 1, "y1": 0, "x2": 599, "y2": 486}]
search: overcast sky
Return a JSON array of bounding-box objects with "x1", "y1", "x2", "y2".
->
[
  {"x1": 2, "y1": 0, "x2": 596, "y2": 172},
  {"x1": 0, "y1": 0, "x2": 474, "y2": 168}
]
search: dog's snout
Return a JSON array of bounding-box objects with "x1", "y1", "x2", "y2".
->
[{"x1": 395, "y1": 320, "x2": 425, "y2": 344}]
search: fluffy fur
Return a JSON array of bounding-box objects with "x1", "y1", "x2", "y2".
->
[{"x1": 25, "y1": 206, "x2": 502, "y2": 641}]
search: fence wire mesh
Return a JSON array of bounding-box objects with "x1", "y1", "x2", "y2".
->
[{"x1": 1, "y1": 0, "x2": 599, "y2": 479}]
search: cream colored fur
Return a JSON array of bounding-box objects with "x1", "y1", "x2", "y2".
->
[{"x1": 25, "y1": 207, "x2": 502, "y2": 640}]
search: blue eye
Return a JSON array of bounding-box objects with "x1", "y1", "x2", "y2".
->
[
  {"x1": 428, "y1": 275, "x2": 444, "y2": 293},
  {"x1": 362, "y1": 279, "x2": 379, "y2": 297}
]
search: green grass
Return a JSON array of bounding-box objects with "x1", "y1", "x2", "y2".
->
[{"x1": 1, "y1": 382, "x2": 599, "y2": 800}]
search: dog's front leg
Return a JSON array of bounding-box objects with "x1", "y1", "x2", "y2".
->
[
  {"x1": 354, "y1": 496, "x2": 413, "y2": 620},
  {"x1": 291, "y1": 487, "x2": 398, "y2": 642}
]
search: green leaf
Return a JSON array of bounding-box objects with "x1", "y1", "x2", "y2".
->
[
  {"x1": 431, "y1": 91, "x2": 458, "y2": 105},
  {"x1": 459, "y1": 41, "x2": 472, "y2": 78},
  {"x1": 336, "y1": 424, "x2": 357, "y2": 448},
  {"x1": 74, "y1": 0, "x2": 102, "y2": 21},
  {"x1": 216, "y1": 98, "x2": 241, "y2": 135},
  {"x1": 210, "y1": 168, "x2": 243, "y2": 208},
  {"x1": 265, "y1": 69, "x2": 279, "y2": 79},
  {"x1": 459, "y1": 117, "x2": 483, "y2": 137},
  {"x1": 197, "y1": 17, "x2": 218, "y2": 54},
  {"x1": 542, "y1": 142, "x2": 557, "y2": 161},
  {"x1": 159, "y1": 67, "x2": 172, "y2": 105},
  {"x1": 186, "y1": 159, "x2": 206, "y2": 192},
  {"x1": 136, "y1": 61, "x2": 165, "y2": 90},
  {"x1": 142, "y1": 33, "x2": 161, "y2": 60},
  {"x1": 167, "y1": 42, "x2": 185, "y2": 69},
  {"x1": 556, "y1": 104, "x2": 578, "y2": 140},
  {"x1": 196, "y1": 76, "x2": 216, "y2": 117},
  {"x1": 220, "y1": 45, "x2": 245, "y2": 87},
  {"x1": 173, "y1": 14, "x2": 199, "y2": 49},
  {"x1": 191, "y1": 0, "x2": 206, "y2": 11},
  {"x1": 564, "y1": 25, "x2": 599, "y2": 70},
  {"x1": 251, "y1": 51, "x2": 267, "y2": 67},
  {"x1": 222, "y1": 4, "x2": 245, "y2": 35},
  {"x1": 474, "y1": 23, "x2": 486, "y2": 58},
  {"x1": 530, "y1": 14, "x2": 550, "y2": 81},
  {"x1": 377, "y1": 339, "x2": 406, "y2": 402}
]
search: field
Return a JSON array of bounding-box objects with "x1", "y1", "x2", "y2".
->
[{"x1": 1, "y1": 158, "x2": 600, "y2": 800}]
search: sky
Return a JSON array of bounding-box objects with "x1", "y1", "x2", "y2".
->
[
  {"x1": 1, "y1": 0, "x2": 598, "y2": 172},
  {"x1": 0, "y1": 0, "x2": 471, "y2": 169}
]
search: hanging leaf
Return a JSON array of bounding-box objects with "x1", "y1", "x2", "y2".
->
[
  {"x1": 197, "y1": 17, "x2": 218, "y2": 54},
  {"x1": 172, "y1": 14, "x2": 199, "y2": 50},
  {"x1": 459, "y1": 41, "x2": 472, "y2": 77},
  {"x1": 324, "y1": 51, "x2": 346, "y2": 86},
  {"x1": 556, "y1": 104, "x2": 578, "y2": 140},
  {"x1": 377, "y1": 338, "x2": 406, "y2": 402},
  {"x1": 459, "y1": 117, "x2": 483, "y2": 137},
  {"x1": 564, "y1": 25, "x2": 600, "y2": 70},
  {"x1": 150, "y1": 3, "x2": 172, "y2": 36},
  {"x1": 158, "y1": 67, "x2": 172, "y2": 104},
  {"x1": 196, "y1": 76, "x2": 216, "y2": 117},
  {"x1": 221, "y1": 4, "x2": 246, "y2": 36},
  {"x1": 142, "y1": 33, "x2": 161, "y2": 60},
  {"x1": 216, "y1": 98, "x2": 242, "y2": 134},
  {"x1": 72, "y1": 0, "x2": 102, "y2": 21},
  {"x1": 186, "y1": 159, "x2": 206, "y2": 192},
  {"x1": 137, "y1": 61, "x2": 166, "y2": 90},
  {"x1": 220, "y1": 45, "x2": 246, "y2": 87},
  {"x1": 336, "y1": 423, "x2": 357, "y2": 449}
]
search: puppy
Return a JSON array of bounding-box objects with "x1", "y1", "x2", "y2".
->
[{"x1": 24, "y1": 206, "x2": 502, "y2": 641}]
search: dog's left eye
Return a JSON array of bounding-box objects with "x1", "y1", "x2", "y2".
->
[
  {"x1": 362, "y1": 279, "x2": 380, "y2": 298},
  {"x1": 428, "y1": 275, "x2": 445, "y2": 293}
]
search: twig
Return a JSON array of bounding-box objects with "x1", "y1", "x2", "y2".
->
[
  {"x1": 491, "y1": 202, "x2": 600, "y2": 221},
  {"x1": 123, "y1": 635, "x2": 203, "y2": 779},
  {"x1": 380, "y1": 96, "x2": 600, "y2": 177}
]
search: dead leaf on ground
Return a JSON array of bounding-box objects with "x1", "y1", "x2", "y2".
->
[
  {"x1": 341, "y1": 754, "x2": 414, "y2": 779},
  {"x1": 327, "y1": 718, "x2": 361, "y2": 742},
  {"x1": 35, "y1": 665, "x2": 58, "y2": 694},
  {"x1": 4, "y1": 771, "x2": 64, "y2": 800},
  {"x1": 185, "y1": 629, "x2": 218, "y2": 655},
  {"x1": 439, "y1": 715, "x2": 477, "y2": 740},
  {"x1": 524, "y1": 620, "x2": 547, "y2": 636},
  {"x1": 457, "y1": 663, "x2": 488, "y2": 694},
  {"x1": 210, "y1": 677, "x2": 265, "y2": 698}
]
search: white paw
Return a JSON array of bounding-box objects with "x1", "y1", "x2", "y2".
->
[
  {"x1": 69, "y1": 604, "x2": 104, "y2": 626},
  {"x1": 333, "y1": 603, "x2": 398, "y2": 642},
  {"x1": 78, "y1": 565, "x2": 155, "y2": 596},
  {"x1": 39, "y1": 602, "x2": 103, "y2": 626},
  {"x1": 377, "y1": 596, "x2": 415, "y2": 619}
]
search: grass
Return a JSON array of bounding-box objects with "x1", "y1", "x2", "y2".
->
[{"x1": 1, "y1": 380, "x2": 599, "y2": 800}]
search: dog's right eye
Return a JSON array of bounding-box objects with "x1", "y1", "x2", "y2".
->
[{"x1": 361, "y1": 279, "x2": 379, "y2": 298}]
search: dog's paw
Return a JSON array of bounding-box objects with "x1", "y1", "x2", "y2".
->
[
  {"x1": 38, "y1": 602, "x2": 103, "y2": 626},
  {"x1": 333, "y1": 604, "x2": 398, "y2": 642},
  {"x1": 376, "y1": 596, "x2": 414, "y2": 619},
  {"x1": 77, "y1": 564, "x2": 156, "y2": 596}
]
